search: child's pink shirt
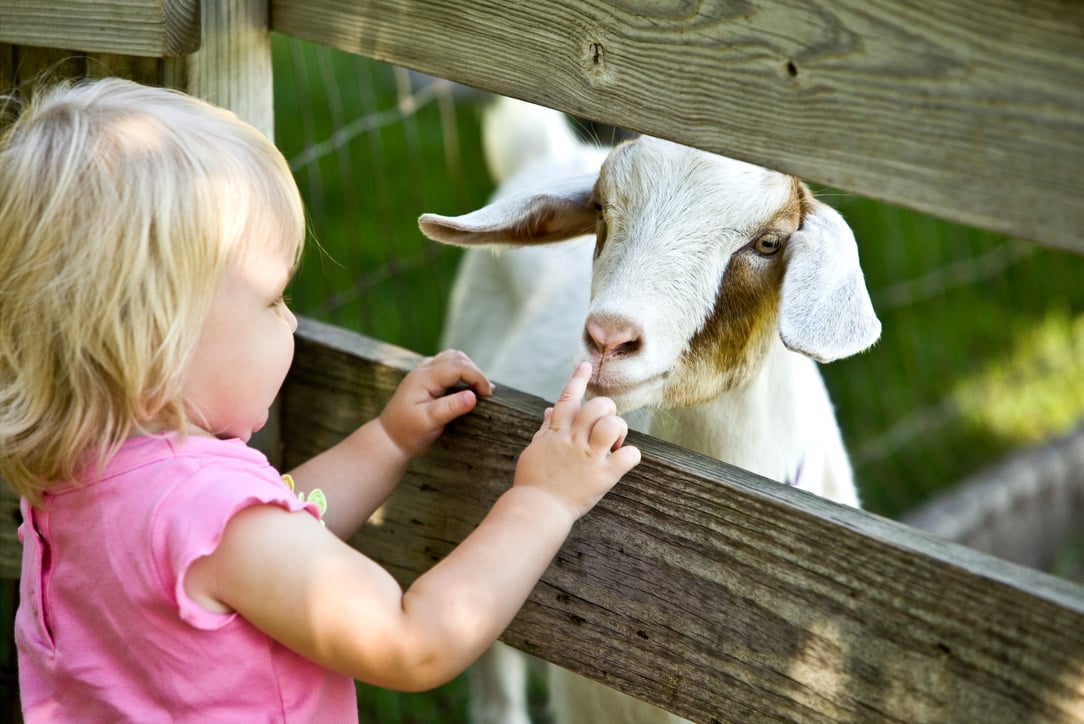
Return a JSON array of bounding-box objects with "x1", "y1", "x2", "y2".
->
[{"x1": 15, "y1": 434, "x2": 359, "y2": 722}]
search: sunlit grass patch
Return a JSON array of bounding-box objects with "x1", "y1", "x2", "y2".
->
[{"x1": 954, "y1": 310, "x2": 1084, "y2": 445}]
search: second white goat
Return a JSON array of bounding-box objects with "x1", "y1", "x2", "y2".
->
[{"x1": 421, "y1": 98, "x2": 881, "y2": 724}]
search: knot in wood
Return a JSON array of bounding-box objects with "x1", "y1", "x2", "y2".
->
[{"x1": 582, "y1": 38, "x2": 613, "y2": 86}]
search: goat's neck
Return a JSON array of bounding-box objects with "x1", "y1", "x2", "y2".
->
[{"x1": 648, "y1": 337, "x2": 814, "y2": 484}]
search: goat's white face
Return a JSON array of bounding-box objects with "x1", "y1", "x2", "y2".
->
[
  {"x1": 419, "y1": 134, "x2": 879, "y2": 415},
  {"x1": 582, "y1": 137, "x2": 804, "y2": 412}
]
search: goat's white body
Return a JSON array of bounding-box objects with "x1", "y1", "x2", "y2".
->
[{"x1": 433, "y1": 97, "x2": 875, "y2": 724}]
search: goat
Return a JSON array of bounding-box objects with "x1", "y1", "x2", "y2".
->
[{"x1": 422, "y1": 97, "x2": 881, "y2": 724}]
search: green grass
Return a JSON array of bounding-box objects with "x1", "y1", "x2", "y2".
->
[{"x1": 272, "y1": 35, "x2": 490, "y2": 354}]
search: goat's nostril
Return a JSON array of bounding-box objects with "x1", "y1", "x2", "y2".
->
[
  {"x1": 585, "y1": 318, "x2": 642, "y2": 357},
  {"x1": 584, "y1": 326, "x2": 601, "y2": 354},
  {"x1": 585, "y1": 320, "x2": 607, "y2": 354}
]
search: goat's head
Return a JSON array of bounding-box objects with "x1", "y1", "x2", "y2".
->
[{"x1": 420, "y1": 137, "x2": 880, "y2": 413}]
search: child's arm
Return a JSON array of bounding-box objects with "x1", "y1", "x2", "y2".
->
[
  {"x1": 285, "y1": 349, "x2": 493, "y2": 538},
  {"x1": 185, "y1": 363, "x2": 640, "y2": 692}
]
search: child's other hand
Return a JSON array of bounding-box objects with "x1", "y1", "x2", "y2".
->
[
  {"x1": 514, "y1": 362, "x2": 641, "y2": 519},
  {"x1": 380, "y1": 349, "x2": 493, "y2": 458}
]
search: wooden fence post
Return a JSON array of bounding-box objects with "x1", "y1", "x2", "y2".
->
[{"x1": 176, "y1": 0, "x2": 274, "y2": 139}]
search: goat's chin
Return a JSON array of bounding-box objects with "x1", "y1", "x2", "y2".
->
[{"x1": 586, "y1": 376, "x2": 666, "y2": 415}]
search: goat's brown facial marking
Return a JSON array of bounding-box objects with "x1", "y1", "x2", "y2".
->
[
  {"x1": 664, "y1": 254, "x2": 783, "y2": 406},
  {"x1": 662, "y1": 177, "x2": 806, "y2": 407}
]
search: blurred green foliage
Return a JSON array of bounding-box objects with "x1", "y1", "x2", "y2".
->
[{"x1": 272, "y1": 35, "x2": 489, "y2": 353}]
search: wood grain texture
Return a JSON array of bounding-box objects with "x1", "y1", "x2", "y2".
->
[
  {"x1": 0, "y1": 0, "x2": 199, "y2": 57},
  {"x1": 272, "y1": 0, "x2": 1084, "y2": 253},
  {"x1": 182, "y1": 0, "x2": 273, "y2": 139},
  {"x1": 276, "y1": 318, "x2": 1084, "y2": 722},
  {"x1": 2, "y1": 34, "x2": 171, "y2": 94}
]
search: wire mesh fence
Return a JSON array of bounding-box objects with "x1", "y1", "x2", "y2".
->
[{"x1": 273, "y1": 34, "x2": 491, "y2": 354}]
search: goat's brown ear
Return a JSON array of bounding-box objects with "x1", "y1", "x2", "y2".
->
[
  {"x1": 778, "y1": 200, "x2": 881, "y2": 362},
  {"x1": 418, "y1": 173, "x2": 598, "y2": 248}
]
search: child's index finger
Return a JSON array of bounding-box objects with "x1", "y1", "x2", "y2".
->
[{"x1": 549, "y1": 362, "x2": 591, "y2": 429}]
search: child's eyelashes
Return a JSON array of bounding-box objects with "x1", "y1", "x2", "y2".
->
[{"x1": 271, "y1": 294, "x2": 291, "y2": 308}]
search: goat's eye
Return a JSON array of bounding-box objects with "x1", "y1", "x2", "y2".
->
[{"x1": 754, "y1": 232, "x2": 784, "y2": 256}]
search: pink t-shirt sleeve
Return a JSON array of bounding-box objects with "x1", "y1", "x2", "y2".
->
[{"x1": 150, "y1": 458, "x2": 323, "y2": 631}]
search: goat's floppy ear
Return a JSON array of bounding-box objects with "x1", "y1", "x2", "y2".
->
[
  {"x1": 778, "y1": 200, "x2": 881, "y2": 363},
  {"x1": 418, "y1": 173, "x2": 598, "y2": 248}
]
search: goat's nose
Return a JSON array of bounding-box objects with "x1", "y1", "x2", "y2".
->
[{"x1": 585, "y1": 315, "x2": 643, "y2": 358}]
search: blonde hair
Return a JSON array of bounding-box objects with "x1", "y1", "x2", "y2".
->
[{"x1": 0, "y1": 78, "x2": 305, "y2": 505}]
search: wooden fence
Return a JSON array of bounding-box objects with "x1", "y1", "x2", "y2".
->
[{"x1": 3, "y1": 1, "x2": 1084, "y2": 721}]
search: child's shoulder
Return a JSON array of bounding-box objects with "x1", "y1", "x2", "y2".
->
[
  {"x1": 55, "y1": 434, "x2": 285, "y2": 513},
  {"x1": 107, "y1": 435, "x2": 307, "y2": 541}
]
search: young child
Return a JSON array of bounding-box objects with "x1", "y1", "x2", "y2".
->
[{"x1": 0, "y1": 78, "x2": 641, "y2": 721}]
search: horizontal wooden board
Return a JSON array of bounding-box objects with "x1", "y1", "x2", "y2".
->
[
  {"x1": 272, "y1": 0, "x2": 1084, "y2": 253},
  {"x1": 276, "y1": 318, "x2": 1084, "y2": 722},
  {"x1": 0, "y1": 0, "x2": 199, "y2": 56}
]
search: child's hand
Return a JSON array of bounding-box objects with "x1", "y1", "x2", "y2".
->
[
  {"x1": 514, "y1": 362, "x2": 641, "y2": 519},
  {"x1": 380, "y1": 349, "x2": 494, "y2": 458}
]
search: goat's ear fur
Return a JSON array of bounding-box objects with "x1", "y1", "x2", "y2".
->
[
  {"x1": 778, "y1": 200, "x2": 881, "y2": 362},
  {"x1": 418, "y1": 174, "x2": 598, "y2": 248}
]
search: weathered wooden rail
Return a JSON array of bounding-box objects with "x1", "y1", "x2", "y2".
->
[
  {"x1": 3, "y1": 1, "x2": 1084, "y2": 721},
  {"x1": 271, "y1": 0, "x2": 1084, "y2": 252}
]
